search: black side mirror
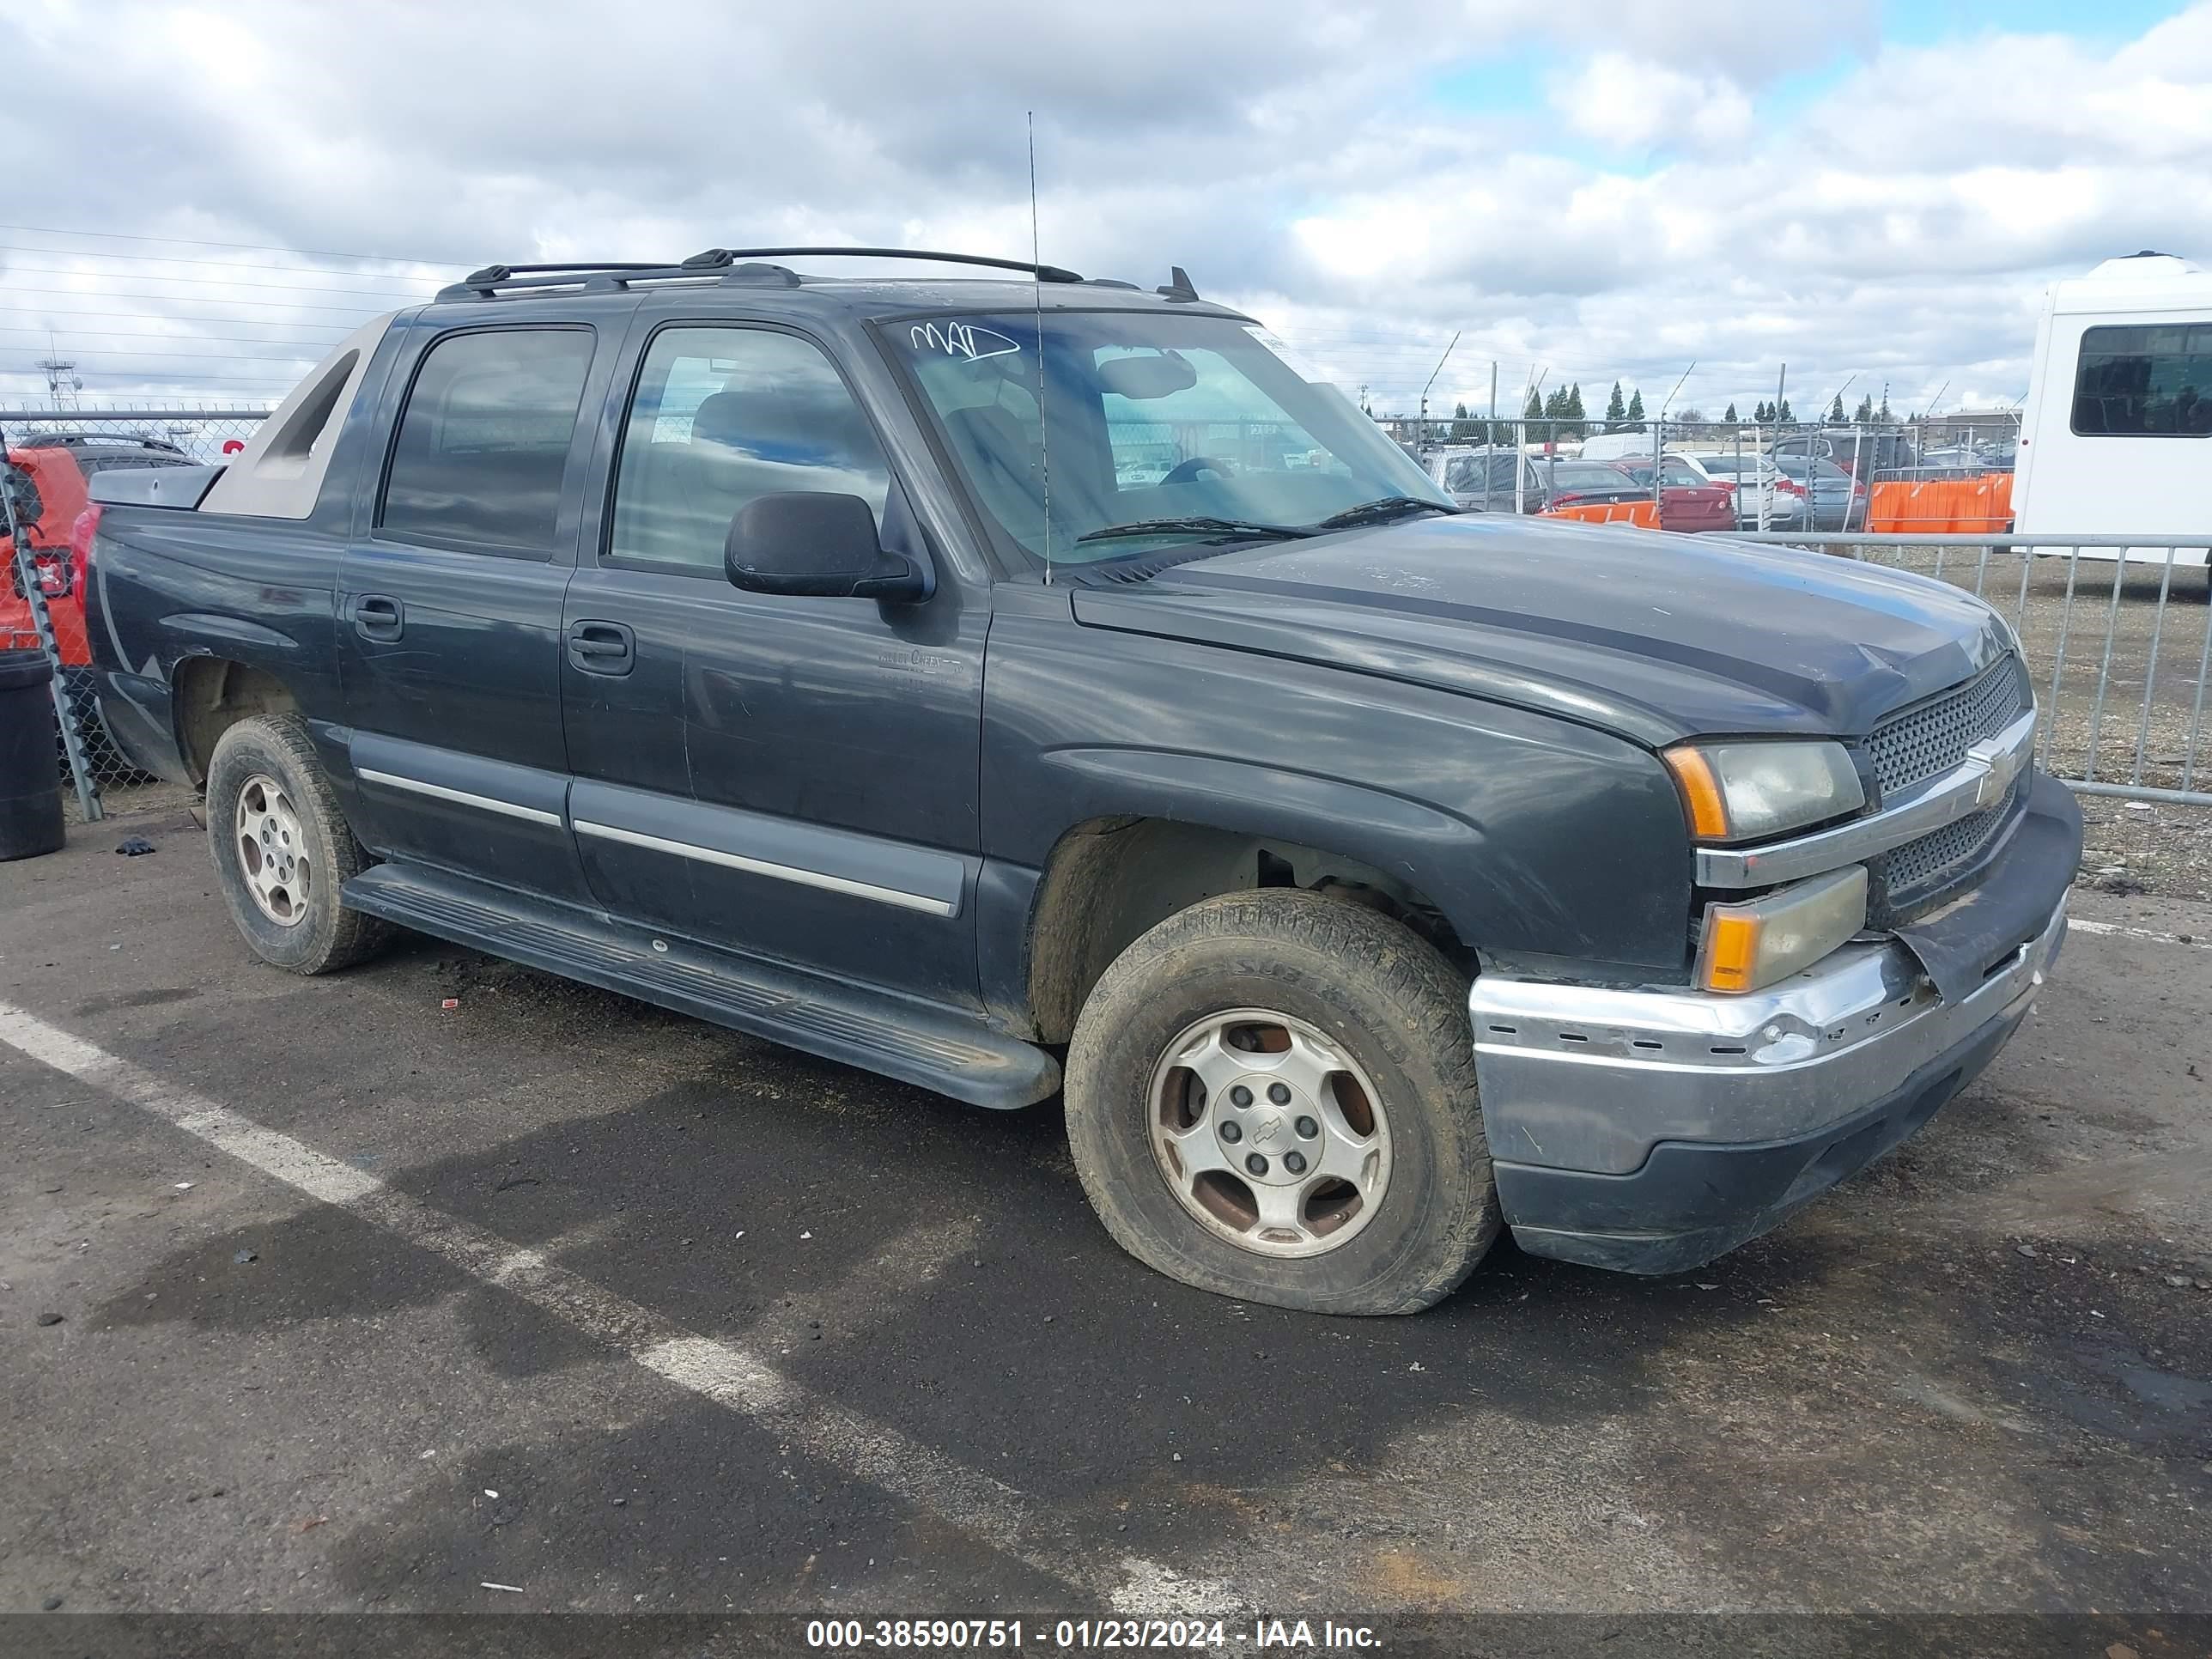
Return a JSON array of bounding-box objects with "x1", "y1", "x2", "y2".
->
[{"x1": 724, "y1": 491, "x2": 927, "y2": 601}]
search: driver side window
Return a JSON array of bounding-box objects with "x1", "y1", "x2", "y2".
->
[{"x1": 608, "y1": 326, "x2": 891, "y2": 572}]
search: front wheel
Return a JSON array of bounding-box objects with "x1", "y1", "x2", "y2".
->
[{"x1": 1064, "y1": 890, "x2": 1501, "y2": 1315}]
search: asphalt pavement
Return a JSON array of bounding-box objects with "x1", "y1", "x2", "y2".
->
[{"x1": 3, "y1": 803, "x2": 2209, "y2": 1644}]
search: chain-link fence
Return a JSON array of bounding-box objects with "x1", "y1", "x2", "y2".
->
[
  {"x1": 3, "y1": 408, "x2": 270, "y2": 820},
  {"x1": 1390, "y1": 414, "x2": 2021, "y2": 529}
]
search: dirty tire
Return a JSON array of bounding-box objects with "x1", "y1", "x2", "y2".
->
[
  {"x1": 1065, "y1": 889, "x2": 1500, "y2": 1315},
  {"x1": 205, "y1": 713, "x2": 391, "y2": 975}
]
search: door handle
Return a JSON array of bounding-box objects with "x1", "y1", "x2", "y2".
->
[
  {"x1": 352, "y1": 594, "x2": 404, "y2": 641},
  {"x1": 567, "y1": 619, "x2": 635, "y2": 676}
]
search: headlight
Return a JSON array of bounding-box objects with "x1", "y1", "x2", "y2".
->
[
  {"x1": 1663, "y1": 740, "x2": 1865, "y2": 842},
  {"x1": 1697, "y1": 866, "x2": 1869, "y2": 994}
]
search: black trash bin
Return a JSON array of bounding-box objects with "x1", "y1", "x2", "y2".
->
[{"x1": 1, "y1": 647, "x2": 66, "y2": 860}]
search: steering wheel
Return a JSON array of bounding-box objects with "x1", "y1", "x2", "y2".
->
[{"x1": 1160, "y1": 455, "x2": 1238, "y2": 486}]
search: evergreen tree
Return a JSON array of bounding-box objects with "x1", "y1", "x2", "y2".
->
[
  {"x1": 1776, "y1": 397, "x2": 1793, "y2": 424},
  {"x1": 1625, "y1": 388, "x2": 1645, "y2": 430},
  {"x1": 1828, "y1": 393, "x2": 1846, "y2": 424},
  {"x1": 1877, "y1": 394, "x2": 1895, "y2": 424},
  {"x1": 1565, "y1": 383, "x2": 1586, "y2": 437},
  {"x1": 1852, "y1": 394, "x2": 1875, "y2": 424},
  {"x1": 1524, "y1": 386, "x2": 1547, "y2": 443},
  {"x1": 1723, "y1": 401, "x2": 1740, "y2": 424},
  {"x1": 1450, "y1": 400, "x2": 1477, "y2": 441},
  {"x1": 1604, "y1": 381, "x2": 1626, "y2": 431}
]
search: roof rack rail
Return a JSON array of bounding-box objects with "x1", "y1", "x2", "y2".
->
[
  {"x1": 680, "y1": 246, "x2": 1085, "y2": 283},
  {"x1": 435, "y1": 262, "x2": 672, "y2": 301},
  {"x1": 434, "y1": 247, "x2": 1097, "y2": 305}
]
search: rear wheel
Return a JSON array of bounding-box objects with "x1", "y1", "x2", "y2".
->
[
  {"x1": 1064, "y1": 889, "x2": 1501, "y2": 1315},
  {"x1": 205, "y1": 714, "x2": 391, "y2": 974}
]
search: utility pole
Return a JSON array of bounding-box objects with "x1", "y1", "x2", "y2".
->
[
  {"x1": 1488, "y1": 361, "x2": 1498, "y2": 447},
  {"x1": 1774, "y1": 362, "x2": 1787, "y2": 428}
]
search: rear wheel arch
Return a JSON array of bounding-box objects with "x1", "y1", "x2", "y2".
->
[
  {"x1": 173, "y1": 657, "x2": 301, "y2": 785},
  {"x1": 1023, "y1": 814, "x2": 1471, "y2": 1045}
]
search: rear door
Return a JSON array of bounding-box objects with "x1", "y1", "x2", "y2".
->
[{"x1": 336, "y1": 313, "x2": 629, "y2": 902}]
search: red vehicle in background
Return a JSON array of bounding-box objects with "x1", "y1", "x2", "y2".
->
[
  {"x1": 4, "y1": 434, "x2": 198, "y2": 753},
  {"x1": 1611, "y1": 453, "x2": 1736, "y2": 533}
]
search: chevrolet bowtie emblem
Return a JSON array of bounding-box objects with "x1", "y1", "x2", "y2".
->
[{"x1": 1968, "y1": 729, "x2": 2029, "y2": 808}]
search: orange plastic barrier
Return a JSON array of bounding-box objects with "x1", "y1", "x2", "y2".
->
[
  {"x1": 1540, "y1": 499, "x2": 1660, "y2": 528},
  {"x1": 1865, "y1": 475, "x2": 2013, "y2": 533}
]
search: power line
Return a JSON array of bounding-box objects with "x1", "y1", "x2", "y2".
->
[
  {"x1": 0, "y1": 221, "x2": 477, "y2": 269},
  {"x1": 0, "y1": 369, "x2": 301, "y2": 386},
  {"x1": 1, "y1": 345, "x2": 325, "y2": 362},
  {"x1": 0, "y1": 305, "x2": 358, "y2": 331},
  {"x1": 0, "y1": 325, "x2": 349, "y2": 345},
  {"x1": 0, "y1": 243, "x2": 456, "y2": 281},
  {"x1": 0, "y1": 284, "x2": 399, "y2": 313},
  {"x1": 0, "y1": 262, "x2": 437, "y2": 301}
]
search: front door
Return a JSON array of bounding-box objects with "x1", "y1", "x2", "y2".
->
[
  {"x1": 560, "y1": 320, "x2": 986, "y2": 1006},
  {"x1": 337, "y1": 319, "x2": 617, "y2": 904}
]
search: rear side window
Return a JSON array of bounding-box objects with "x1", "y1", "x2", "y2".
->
[
  {"x1": 380, "y1": 328, "x2": 595, "y2": 550},
  {"x1": 2073, "y1": 323, "x2": 2212, "y2": 437}
]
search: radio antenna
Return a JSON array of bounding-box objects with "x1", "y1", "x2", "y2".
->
[{"x1": 1029, "y1": 112, "x2": 1054, "y2": 585}]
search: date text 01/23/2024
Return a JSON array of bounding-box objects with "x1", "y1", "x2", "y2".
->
[{"x1": 804, "y1": 1618, "x2": 1383, "y2": 1650}]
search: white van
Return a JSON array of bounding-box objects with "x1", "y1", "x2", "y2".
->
[
  {"x1": 2012, "y1": 251, "x2": 2211, "y2": 571},
  {"x1": 1576, "y1": 429, "x2": 1666, "y2": 463}
]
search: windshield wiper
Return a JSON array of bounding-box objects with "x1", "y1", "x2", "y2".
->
[
  {"x1": 1075, "y1": 516, "x2": 1312, "y2": 545},
  {"x1": 1309, "y1": 496, "x2": 1458, "y2": 532}
]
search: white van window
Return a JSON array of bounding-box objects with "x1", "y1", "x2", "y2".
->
[{"x1": 2072, "y1": 324, "x2": 2212, "y2": 437}]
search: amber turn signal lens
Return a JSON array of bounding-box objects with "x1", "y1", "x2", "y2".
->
[
  {"x1": 1663, "y1": 745, "x2": 1730, "y2": 839},
  {"x1": 1700, "y1": 912, "x2": 1763, "y2": 994},
  {"x1": 1694, "y1": 866, "x2": 1869, "y2": 995}
]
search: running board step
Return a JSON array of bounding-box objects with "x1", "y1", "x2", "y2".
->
[{"x1": 342, "y1": 863, "x2": 1060, "y2": 1110}]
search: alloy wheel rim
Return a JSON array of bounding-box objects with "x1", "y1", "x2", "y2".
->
[
  {"x1": 1146, "y1": 1007, "x2": 1394, "y2": 1259},
  {"x1": 234, "y1": 773, "x2": 311, "y2": 927}
]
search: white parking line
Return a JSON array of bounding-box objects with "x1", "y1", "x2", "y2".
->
[
  {"x1": 2066, "y1": 916, "x2": 2212, "y2": 951},
  {"x1": 0, "y1": 1000, "x2": 1205, "y2": 1613}
]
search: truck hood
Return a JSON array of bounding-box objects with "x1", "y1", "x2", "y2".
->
[{"x1": 1068, "y1": 514, "x2": 2014, "y2": 748}]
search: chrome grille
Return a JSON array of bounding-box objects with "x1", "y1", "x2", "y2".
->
[
  {"x1": 1866, "y1": 655, "x2": 2026, "y2": 800},
  {"x1": 1869, "y1": 655, "x2": 2033, "y2": 916},
  {"x1": 1881, "y1": 779, "x2": 2021, "y2": 896}
]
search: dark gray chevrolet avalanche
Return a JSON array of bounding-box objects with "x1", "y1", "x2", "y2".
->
[{"x1": 76, "y1": 248, "x2": 2080, "y2": 1314}]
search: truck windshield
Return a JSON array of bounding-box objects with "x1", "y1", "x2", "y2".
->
[{"x1": 884, "y1": 311, "x2": 1450, "y2": 566}]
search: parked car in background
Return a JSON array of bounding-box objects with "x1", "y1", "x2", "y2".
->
[
  {"x1": 1912, "y1": 447, "x2": 1987, "y2": 477},
  {"x1": 1772, "y1": 456, "x2": 1869, "y2": 532},
  {"x1": 1531, "y1": 459, "x2": 1652, "y2": 515},
  {"x1": 1686, "y1": 452, "x2": 1808, "y2": 530},
  {"x1": 1613, "y1": 453, "x2": 1735, "y2": 533},
  {"x1": 2, "y1": 434, "x2": 198, "y2": 762},
  {"x1": 1575, "y1": 430, "x2": 1665, "y2": 464},
  {"x1": 1425, "y1": 445, "x2": 1545, "y2": 513},
  {"x1": 1773, "y1": 428, "x2": 1917, "y2": 481}
]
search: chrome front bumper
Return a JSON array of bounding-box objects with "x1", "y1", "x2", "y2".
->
[{"x1": 1468, "y1": 895, "x2": 2067, "y2": 1179}]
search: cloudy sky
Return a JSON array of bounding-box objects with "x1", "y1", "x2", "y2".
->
[{"x1": 2, "y1": 0, "x2": 2208, "y2": 423}]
